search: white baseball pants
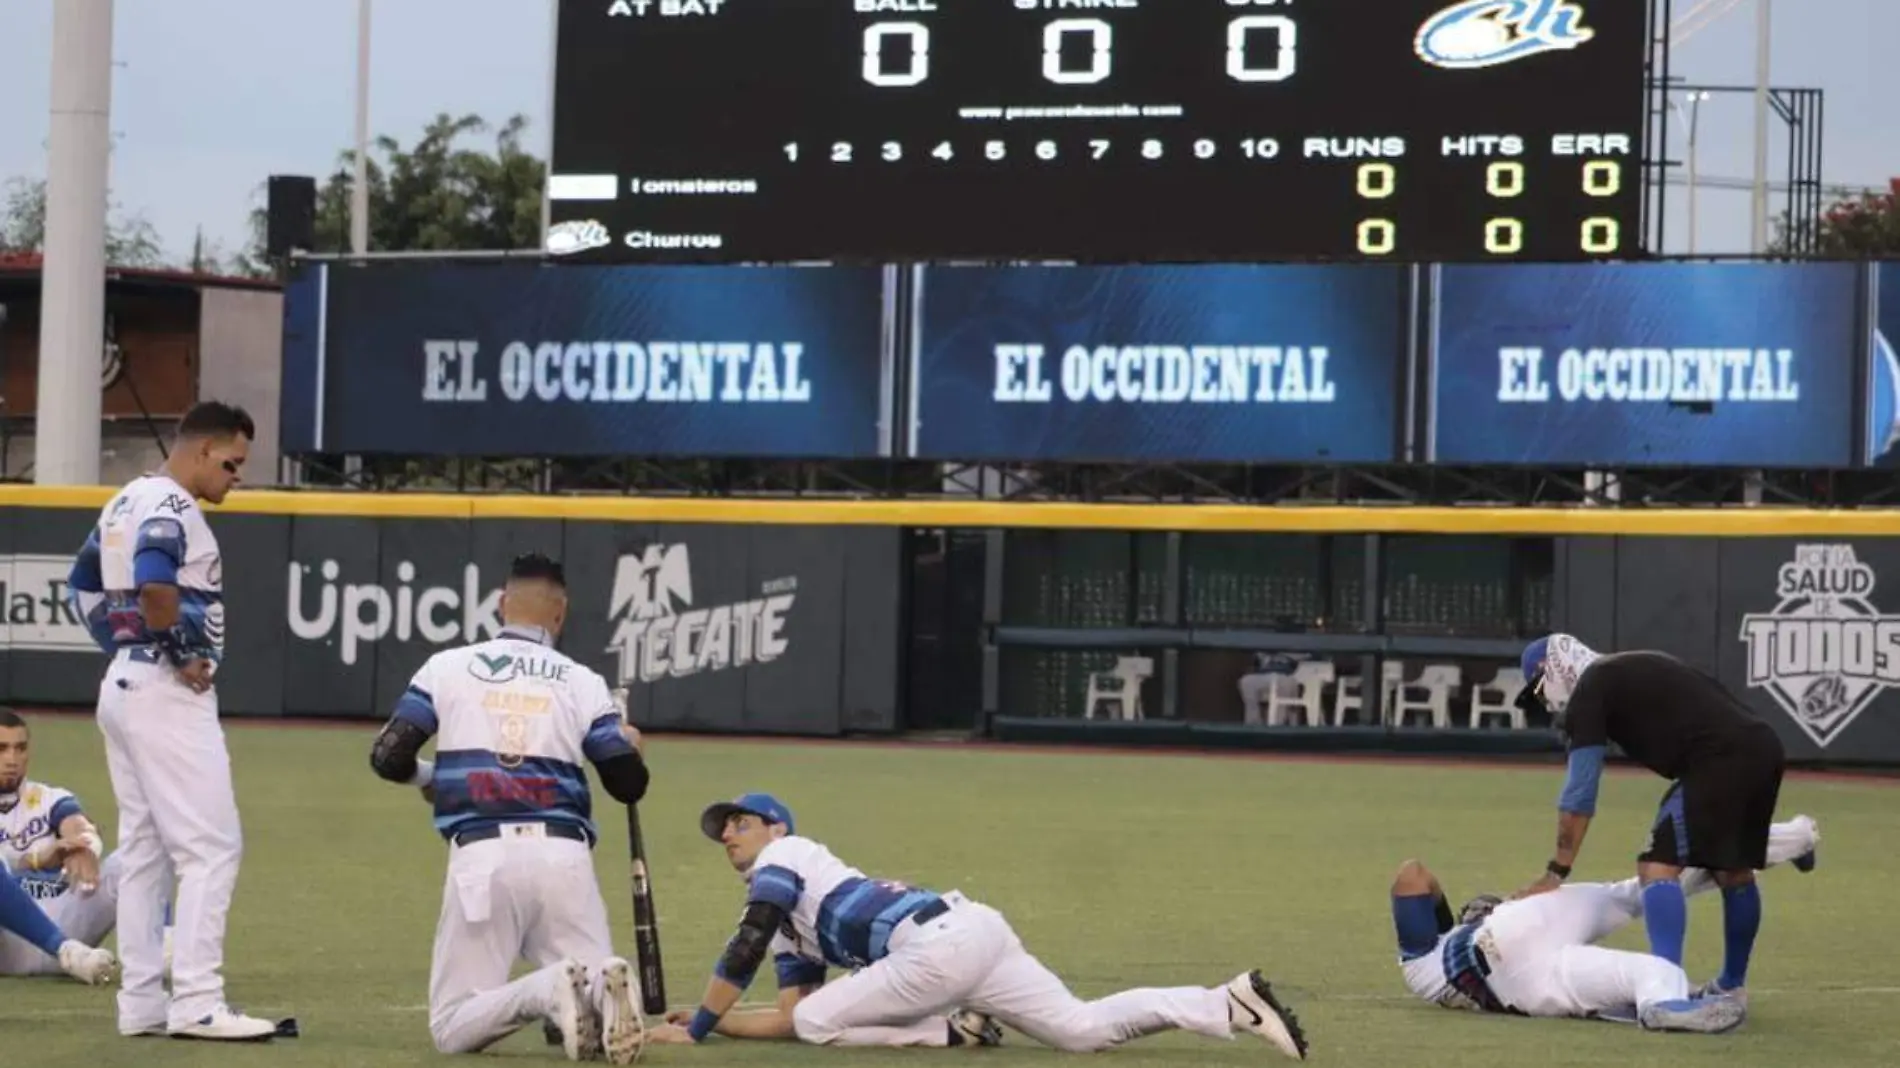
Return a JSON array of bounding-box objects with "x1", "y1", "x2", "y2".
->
[
  {"x1": 428, "y1": 825, "x2": 616, "y2": 1054},
  {"x1": 96, "y1": 650, "x2": 243, "y2": 1031},
  {"x1": 0, "y1": 851, "x2": 125, "y2": 975},
  {"x1": 792, "y1": 893, "x2": 1234, "y2": 1052}
]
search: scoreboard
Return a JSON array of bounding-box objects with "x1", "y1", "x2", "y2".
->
[{"x1": 547, "y1": 0, "x2": 1652, "y2": 264}]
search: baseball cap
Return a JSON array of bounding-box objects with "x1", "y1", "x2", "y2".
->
[
  {"x1": 1520, "y1": 636, "x2": 1550, "y2": 683},
  {"x1": 700, "y1": 792, "x2": 796, "y2": 841}
]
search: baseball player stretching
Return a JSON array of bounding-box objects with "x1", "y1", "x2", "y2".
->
[
  {"x1": 369, "y1": 552, "x2": 651, "y2": 1064},
  {"x1": 1390, "y1": 814, "x2": 1819, "y2": 1031},
  {"x1": 644, "y1": 792, "x2": 1311, "y2": 1059},
  {"x1": 0, "y1": 708, "x2": 128, "y2": 978},
  {"x1": 0, "y1": 709, "x2": 118, "y2": 985},
  {"x1": 67, "y1": 401, "x2": 275, "y2": 1039}
]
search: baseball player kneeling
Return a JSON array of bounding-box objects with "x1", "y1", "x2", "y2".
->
[
  {"x1": 0, "y1": 709, "x2": 119, "y2": 985},
  {"x1": 370, "y1": 553, "x2": 652, "y2": 1064}
]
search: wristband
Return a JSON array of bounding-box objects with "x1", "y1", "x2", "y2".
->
[
  {"x1": 408, "y1": 760, "x2": 436, "y2": 789},
  {"x1": 686, "y1": 1007, "x2": 720, "y2": 1042},
  {"x1": 1546, "y1": 860, "x2": 1572, "y2": 879},
  {"x1": 78, "y1": 830, "x2": 103, "y2": 858}
]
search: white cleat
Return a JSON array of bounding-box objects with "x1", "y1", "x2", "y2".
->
[
  {"x1": 597, "y1": 956, "x2": 647, "y2": 1065},
  {"x1": 168, "y1": 1004, "x2": 278, "y2": 1041},
  {"x1": 554, "y1": 959, "x2": 601, "y2": 1061},
  {"x1": 1640, "y1": 994, "x2": 1747, "y2": 1034},
  {"x1": 1226, "y1": 970, "x2": 1310, "y2": 1060},
  {"x1": 57, "y1": 940, "x2": 118, "y2": 986}
]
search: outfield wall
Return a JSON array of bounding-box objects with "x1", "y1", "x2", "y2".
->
[{"x1": 3, "y1": 487, "x2": 1896, "y2": 765}]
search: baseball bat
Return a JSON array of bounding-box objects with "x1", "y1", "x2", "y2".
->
[{"x1": 612, "y1": 686, "x2": 668, "y2": 1016}]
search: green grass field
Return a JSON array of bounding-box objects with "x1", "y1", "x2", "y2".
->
[{"x1": 3, "y1": 713, "x2": 1896, "y2": 1066}]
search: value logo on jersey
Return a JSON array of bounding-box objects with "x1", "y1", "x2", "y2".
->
[
  {"x1": 1738, "y1": 544, "x2": 1900, "y2": 748},
  {"x1": 605, "y1": 543, "x2": 797, "y2": 684},
  {"x1": 1414, "y1": 0, "x2": 1596, "y2": 70}
]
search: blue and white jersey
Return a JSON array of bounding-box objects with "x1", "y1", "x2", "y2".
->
[
  {"x1": 67, "y1": 474, "x2": 224, "y2": 662},
  {"x1": 390, "y1": 625, "x2": 634, "y2": 844},
  {"x1": 0, "y1": 780, "x2": 84, "y2": 901},
  {"x1": 745, "y1": 836, "x2": 943, "y2": 984}
]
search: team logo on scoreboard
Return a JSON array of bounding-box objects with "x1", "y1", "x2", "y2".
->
[
  {"x1": 545, "y1": 219, "x2": 612, "y2": 256},
  {"x1": 1414, "y1": 0, "x2": 1596, "y2": 70},
  {"x1": 1738, "y1": 544, "x2": 1900, "y2": 748}
]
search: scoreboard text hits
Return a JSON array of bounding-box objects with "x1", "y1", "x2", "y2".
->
[{"x1": 550, "y1": 0, "x2": 1653, "y2": 264}]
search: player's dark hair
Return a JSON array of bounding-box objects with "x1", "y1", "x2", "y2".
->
[
  {"x1": 509, "y1": 552, "x2": 567, "y2": 588},
  {"x1": 176, "y1": 401, "x2": 255, "y2": 442},
  {"x1": 0, "y1": 707, "x2": 24, "y2": 732}
]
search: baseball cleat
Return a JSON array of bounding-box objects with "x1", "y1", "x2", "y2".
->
[
  {"x1": 554, "y1": 958, "x2": 601, "y2": 1061},
  {"x1": 57, "y1": 940, "x2": 118, "y2": 986},
  {"x1": 168, "y1": 1005, "x2": 279, "y2": 1041},
  {"x1": 949, "y1": 1009, "x2": 1004, "y2": 1047},
  {"x1": 597, "y1": 956, "x2": 646, "y2": 1065},
  {"x1": 1693, "y1": 977, "x2": 1747, "y2": 1010},
  {"x1": 1226, "y1": 971, "x2": 1310, "y2": 1060},
  {"x1": 1791, "y1": 814, "x2": 1819, "y2": 872},
  {"x1": 1639, "y1": 995, "x2": 1746, "y2": 1034}
]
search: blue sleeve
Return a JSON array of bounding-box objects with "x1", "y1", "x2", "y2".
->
[
  {"x1": 1559, "y1": 744, "x2": 1607, "y2": 816},
  {"x1": 392, "y1": 685, "x2": 439, "y2": 735},
  {"x1": 132, "y1": 517, "x2": 185, "y2": 587},
  {"x1": 1391, "y1": 894, "x2": 1442, "y2": 961},
  {"x1": 775, "y1": 951, "x2": 826, "y2": 989},
  {"x1": 747, "y1": 865, "x2": 803, "y2": 912},
  {"x1": 68, "y1": 531, "x2": 104, "y2": 593},
  {"x1": 581, "y1": 712, "x2": 635, "y2": 764},
  {"x1": 48, "y1": 796, "x2": 82, "y2": 828}
]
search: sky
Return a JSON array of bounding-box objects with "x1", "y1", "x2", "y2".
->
[{"x1": 0, "y1": 0, "x2": 1894, "y2": 264}]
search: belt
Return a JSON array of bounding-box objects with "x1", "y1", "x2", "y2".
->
[
  {"x1": 1443, "y1": 923, "x2": 1521, "y2": 1016},
  {"x1": 908, "y1": 897, "x2": 952, "y2": 926},
  {"x1": 453, "y1": 821, "x2": 590, "y2": 848}
]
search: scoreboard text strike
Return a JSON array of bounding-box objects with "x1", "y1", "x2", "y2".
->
[{"x1": 551, "y1": 0, "x2": 1651, "y2": 264}]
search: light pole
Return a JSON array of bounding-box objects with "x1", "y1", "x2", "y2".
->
[
  {"x1": 1683, "y1": 91, "x2": 1709, "y2": 254},
  {"x1": 1750, "y1": 0, "x2": 1772, "y2": 252},
  {"x1": 351, "y1": 0, "x2": 372, "y2": 255}
]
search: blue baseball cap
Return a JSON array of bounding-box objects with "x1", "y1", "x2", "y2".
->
[
  {"x1": 1520, "y1": 636, "x2": 1550, "y2": 684},
  {"x1": 700, "y1": 792, "x2": 795, "y2": 841}
]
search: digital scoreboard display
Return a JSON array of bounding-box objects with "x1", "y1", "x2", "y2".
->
[{"x1": 548, "y1": 0, "x2": 1651, "y2": 264}]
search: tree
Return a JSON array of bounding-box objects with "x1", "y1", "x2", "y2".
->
[
  {"x1": 244, "y1": 111, "x2": 547, "y2": 262},
  {"x1": 1770, "y1": 180, "x2": 1900, "y2": 257},
  {"x1": 0, "y1": 176, "x2": 167, "y2": 268}
]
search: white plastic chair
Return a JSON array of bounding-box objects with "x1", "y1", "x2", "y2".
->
[
  {"x1": 1265, "y1": 661, "x2": 1335, "y2": 726},
  {"x1": 1390, "y1": 664, "x2": 1463, "y2": 728},
  {"x1": 1331, "y1": 660, "x2": 1404, "y2": 725},
  {"x1": 1469, "y1": 666, "x2": 1528, "y2": 729},
  {"x1": 1083, "y1": 656, "x2": 1154, "y2": 720}
]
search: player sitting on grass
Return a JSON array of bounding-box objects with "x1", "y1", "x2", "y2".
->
[
  {"x1": 1390, "y1": 814, "x2": 1818, "y2": 1032},
  {"x1": 642, "y1": 792, "x2": 1311, "y2": 1059},
  {"x1": 0, "y1": 708, "x2": 120, "y2": 984}
]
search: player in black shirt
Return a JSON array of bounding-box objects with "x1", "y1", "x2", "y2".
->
[{"x1": 1512, "y1": 634, "x2": 1787, "y2": 1007}]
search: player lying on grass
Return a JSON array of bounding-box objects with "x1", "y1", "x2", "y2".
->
[
  {"x1": 640, "y1": 792, "x2": 1310, "y2": 1059},
  {"x1": 0, "y1": 708, "x2": 120, "y2": 985},
  {"x1": 1390, "y1": 813, "x2": 1819, "y2": 1032}
]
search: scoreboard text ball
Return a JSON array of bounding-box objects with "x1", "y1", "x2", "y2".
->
[{"x1": 548, "y1": 0, "x2": 1651, "y2": 264}]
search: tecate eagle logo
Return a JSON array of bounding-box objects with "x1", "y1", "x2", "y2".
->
[
  {"x1": 1414, "y1": 0, "x2": 1596, "y2": 70},
  {"x1": 1739, "y1": 544, "x2": 1900, "y2": 749},
  {"x1": 605, "y1": 543, "x2": 795, "y2": 684}
]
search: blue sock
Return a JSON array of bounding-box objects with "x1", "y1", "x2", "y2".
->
[
  {"x1": 1641, "y1": 879, "x2": 1688, "y2": 965},
  {"x1": 1718, "y1": 883, "x2": 1762, "y2": 990},
  {"x1": 0, "y1": 872, "x2": 68, "y2": 958}
]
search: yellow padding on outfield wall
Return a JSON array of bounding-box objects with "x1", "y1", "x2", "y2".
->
[{"x1": 2, "y1": 484, "x2": 1896, "y2": 536}]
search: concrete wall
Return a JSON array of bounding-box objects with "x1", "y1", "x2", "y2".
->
[{"x1": 198, "y1": 287, "x2": 284, "y2": 481}]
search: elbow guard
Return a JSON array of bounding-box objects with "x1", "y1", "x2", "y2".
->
[
  {"x1": 714, "y1": 902, "x2": 786, "y2": 989},
  {"x1": 370, "y1": 719, "x2": 431, "y2": 784},
  {"x1": 595, "y1": 751, "x2": 650, "y2": 805}
]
